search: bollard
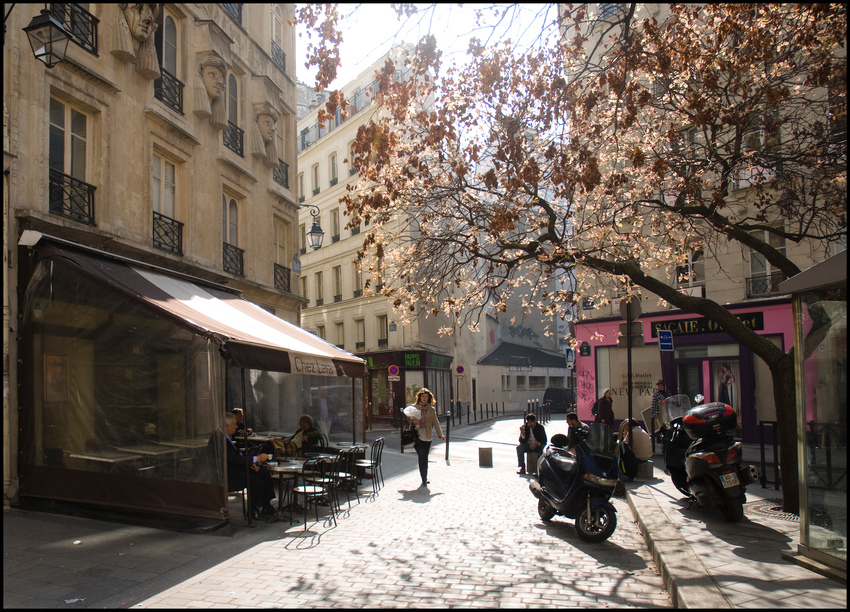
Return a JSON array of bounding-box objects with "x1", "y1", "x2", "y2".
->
[
  {"x1": 636, "y1": 460, "x2": 654, "y2": 479},
  {"x1": 478, "y1": 447, "x2": 493, "y2": 468}
]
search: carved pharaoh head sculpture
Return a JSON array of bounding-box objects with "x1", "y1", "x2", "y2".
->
[
  {"x1": 120, "y1": 3, "x2": 159, "y2": 42},
  {"x1": 252, "y1": 104, "x2": 280, "y2": 165},
  {"x1": 199, "y1": 56, "x2": 226, "y2": 101},
  {"x1": 194, "y1": 54, "x2": 227, "y2": 128}
]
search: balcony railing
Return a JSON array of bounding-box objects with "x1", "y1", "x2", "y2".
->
[
  {"x1": 51, "y1": 3, "x2": 98, "y2": 55},
  {"x1": 355, "y1": 341, "x2": 365, "y2": 351},
  {"x1": 298, "y1": 195, "x2": 305, "y2": 204},
  {"x1": 353, "y1": 289, "x2": 363, "y2": 298},
  {"x1": 49, "y1": 168, "x2": 96, "y2": 225},
  {"x1": 152, "y1": 211, "x2": 183, "y2": 255},
  {"x1": 351, "y1": 225, "x2": 360, "y2": 236},
  {"x1": 271, "y1": 40, "x2": 286, "y2": 73},
  {"x1": 223, "y1": 121, "x2": 244, "y2": 157},
  {"x1": 334, "y1": 294, "x2": 342, "y2": 303},
  {"x1": 746, "y1": 272, "x2": 786, "y2": 297},
  {"x1": 349, "y1": 166, "x2": 357, "y2": 176},
  {"x1": 331, "y1": 234, "x2": 340, "y2": 243},
  {"x1": 223, "y1": 242, "x2": 244, "y2": 276},
  {"x1": 316, "y1": 298, "x2": 324, "y2": 307},
  {"x1": 222, "y1": 3, "x2": 242, "y2": 24},
  {"x1": 274, "y1": 263, "x2": 292, "y2": 293},
  {"x1": 154, "y1": 68, "x2": 184, "y2": 114},
  {"x1": 330, "y1": 176, "x2": 338, "y2": 187},
  {"x1": 273, "y1": 159, "x2": 289, "y2": 188},
  {"x1": 312, "y1": 187, "x2": 320, "y2": 196},
  {"x1": 378, "y1": 338, "x2": 388, "y2": 348}
]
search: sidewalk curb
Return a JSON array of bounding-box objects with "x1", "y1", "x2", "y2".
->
[{"x1": 626, "y1": 482, "x2": 732, "y2": 609}]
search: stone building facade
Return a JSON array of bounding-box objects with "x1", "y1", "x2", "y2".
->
[{"x1": 3, "y1": 3, "x2": 299, "y2": 510}]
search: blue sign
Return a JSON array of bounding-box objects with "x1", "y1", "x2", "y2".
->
[{"x1": 658, "y1": 329, "x2": 674, "y2": 351}]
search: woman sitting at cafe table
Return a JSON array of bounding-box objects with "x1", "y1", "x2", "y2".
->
[{"x1": 288, "y1": 415, "x2": 322, "y2": 456}]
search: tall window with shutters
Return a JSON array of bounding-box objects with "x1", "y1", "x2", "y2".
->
[{"x1": 152, "y1": 153, "x2": 182, "y2": 254}]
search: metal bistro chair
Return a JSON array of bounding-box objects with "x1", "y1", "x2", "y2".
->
[
  {"x1": 356, "y1": 437, "x2": 385, "y2": 494},
  {"x1": 333, "y1": 447, "x2": 361, "y2": 508},
  {"x1": 293, "y1": 457, "x2": 338, "y2": 529}
]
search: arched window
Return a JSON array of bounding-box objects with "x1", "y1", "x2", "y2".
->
[
  {"x1": 163, "y1": 15, "x2": 177, "y2": 75},
  {"x1": 228, "y1": 74, "x2": 238, "y2": 126},
  {"x1": 222, "y1": 195, "x2": 238, "y2": 246}
]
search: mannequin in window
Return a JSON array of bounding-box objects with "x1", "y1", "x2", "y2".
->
[
  {"x1": 114, "y1": 4, "x2": 160, "y2": 79},
  {"x1": 252, "y1": 103, "x2": 279, "y2": 167},
  {"x1": 194, "y1": 54, "x2": 227, "y2": 129}
]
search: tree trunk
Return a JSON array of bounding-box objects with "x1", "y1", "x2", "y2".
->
[{"x1": 770, "y1": 353, "x2": 799, "y2": 514}]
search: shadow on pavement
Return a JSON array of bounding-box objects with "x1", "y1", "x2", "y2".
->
[{"x1": 396, "y1": 488, "x2": 445, "y2": 503}]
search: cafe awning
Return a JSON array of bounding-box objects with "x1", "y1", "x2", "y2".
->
[{"x1": 34, "y1": 239, "x2": 365, "y2": 377}]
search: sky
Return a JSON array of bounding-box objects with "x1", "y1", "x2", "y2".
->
[{"x1": 294, "y1": 4, "x2": 557, "y2": 90}]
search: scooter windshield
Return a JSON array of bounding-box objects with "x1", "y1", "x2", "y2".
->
[
  {"x1": 664, "y1": 394, "x2": 692, "y2": 422},
  {"x1": 585, "y1": 423, "x2": 614, "y2": 454}
]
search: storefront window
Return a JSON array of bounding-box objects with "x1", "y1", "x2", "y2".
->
[{"x1": 797, "y1": 292, "x2": 847, "y2": 565}]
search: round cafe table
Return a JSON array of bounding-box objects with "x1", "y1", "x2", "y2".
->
[{"x1": 266, "y1": 460, "x2": 305, "y2": 524}]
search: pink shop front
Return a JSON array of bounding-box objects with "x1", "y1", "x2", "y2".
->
[{"x1": 573, "y1": 299, "x2": 794, "y2": 444}]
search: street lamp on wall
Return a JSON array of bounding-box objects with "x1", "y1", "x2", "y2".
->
[
  {"x1": 23, "y1": 8, "x2": 71, "y2": 68},
  {"x1": 300, "y1": 203, "x2": 324, "y2": 250}
]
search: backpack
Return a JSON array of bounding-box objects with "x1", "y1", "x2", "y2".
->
[{"x1": 591, "y1": 399, "x2": 599, "y2": 417}]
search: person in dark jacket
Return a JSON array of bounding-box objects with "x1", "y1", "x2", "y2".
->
[
  {"x1": 215, "y1": 412, "x2": 276, "y2": 518},
  {"x1": 595, "y1": 388, "x2": 615, "y2": 430},
  {"x1": 516, "y1": 413, "x2": 548, "y2": 474},
  {"x1": 289, "y1": 414, "x2": 322, "y2": 455}
]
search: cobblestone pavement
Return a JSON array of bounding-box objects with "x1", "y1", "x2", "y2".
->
[{"x1": 134, "y1": 418, "x2": 671, "y2": 608}]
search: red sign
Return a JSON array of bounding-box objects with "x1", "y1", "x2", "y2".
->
[
  {"x1": 456, "y1": 365, "x2": 464, "y2": 375},
  {"x1": 388, "y1": 365, "x2": 399, "y2": 376}
]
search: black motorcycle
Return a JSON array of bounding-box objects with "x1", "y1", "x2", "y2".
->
[
  {"x1": 660, "y1": 394, "x2": 760, "y2": 522},
  {"x1": 529, "y1": 424, "x2": 619, "y2": 542}
]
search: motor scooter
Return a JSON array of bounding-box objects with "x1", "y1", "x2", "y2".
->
[
  {"x1": 659, "y1": 394, "x2": 760, "y2": 522},
  {"x1": 529, "y1": 423, "x2": 619, "y2": 542}
]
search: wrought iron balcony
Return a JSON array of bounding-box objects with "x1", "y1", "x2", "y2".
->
[
  {"x1": 353, "y1": 289, "x2": 363, "y2": 298},
  {"x1": 274, "y1": 263, "x2": 291, "y2": 293},
  {"x1": 223, "y1": 242, "x2": 244, "y2": 276},
  {"x1": 378, "y1": 338, "x2": 388, "y2": 348},
  {"x1": 298, "y1": 195, "x2": 305, "y2": 204},
  {"x1": 51, "y1": 3, "x2": 98, "y2": 55},
  {"x1": 273, "y1": 159, "x2": 289, "y2": 189},
  {"x1": 312, "y1": 187, "x2": 320, "y2": 196},
  {"x1": 334, "y1": 294, "x2": 342, "y2": 303},
  {"x1": 49, "y1": 168, "x2": 96, "y2": 225},
  {"x1": 331, "y1": 234, "x2": 340, "y2": 243},
  {"x1": 355, "y1": 341, "x2": 365, "y2": 351},
  {"x1": 330, "y1": 177, "x2": 338, "y2": 187},
  {"x1": 746, "y1": 272, "x2": 786, "y2": 297},
  {"x1": 351, "y1": 225, "x2": 360, "y2": 236},
  {"x1": 222, "y1": 3, "x2": 242, "y2": 24},
  {"x1": 316, "y1": 298, "x2": 324, "y2": 307},
  {"x1": 152, "y1": 211, "x2": 183, "y2": 255},
  {"x1": 271, "y1": 40, "x2": 286, "y2": 73},
  {"x1": 154, "y1": 68, "x2": 184, "y2": 114},
  {"x1": 349, "y1": 166, "x2": 357, "y2": 176},
  {"x1": 223, "y1": 121, "x2": 244, "y2": 157}
]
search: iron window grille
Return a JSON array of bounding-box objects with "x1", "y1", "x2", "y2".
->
[
  {"x1": 316, "y1": 298, "x2": 324, "y2": 307},
  {"x1": 154, "y1": 68, "x2": 184, "y2": 114},
  {"x1": 273, "y1": 159, "x2": 289, "y2": 189},
  {"x1": 746, "y1": 272, "x2": 786, "y2": 297},
  {"x1": 330, "y1": 177, "x2": 338, "y2": 187},
  {"x1": 274, "y1": 263, "x2": 292, "y2": 293},
  {"x1": 271, "y1": 39, "x2": 286, "y2": 73},
  {"x1": 331, "y1": 234, "x2": 340, "y2": 243},
  {"x1": 49, "y1": 168, "x2": 96, "y2": 225},
  {"x1": 350, "y1": 225, "x2": 360, "y2": 236},
  {"x1": 152, "y1": 211, "x2": 183, "y2": 255},
  {"x1": 50, "y1": 3, "x2": 98, "y2": 55},
  {"x1": 223, "y1": 121, "x2": 244, "y2": 157},
  {"x1": 222, "y1": 3, "x2": 242, "y2": 24},
  {"x1": 312, "y1": 187, "x2": 320, "y2": 196},
  {"x1": 223, "y1": 242, "x2": 244, "y2": 276},
  {"x1": 355, "y1": 341, "x2": 365, "y2": 350},
  {"x1": 334, "y1": 294, "x2": 342, "y2": 303},
  {"x1": 378, "y1": 338, "x2": 388, "y2": 348},
  {"x1": 353, "y1": 289, "x2": 363, "y2": 298}
]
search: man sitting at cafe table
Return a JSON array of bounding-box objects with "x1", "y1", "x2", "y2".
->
[
  {"x1": 288, "y1": 414, "x2": 322, "y2": 456},
  {"x1": 220, "y1": 411, "x2": 276, "y2": 518}
]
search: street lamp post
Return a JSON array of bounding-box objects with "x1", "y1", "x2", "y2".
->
[
  {"x1": 23, "y1": 8, "x2": 71, "y2": 68},
  {"x1": 300, "y1": 204, "x2": 324, "y2": 250}
]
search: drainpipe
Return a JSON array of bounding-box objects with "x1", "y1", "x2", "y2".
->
[{"x1": 3, "y1": 102, "x2": 16, "y2": 511}]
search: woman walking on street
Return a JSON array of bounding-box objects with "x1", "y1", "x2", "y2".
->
[{"x1": 412, "y1": 388, "x2": 444, "y2": 487}]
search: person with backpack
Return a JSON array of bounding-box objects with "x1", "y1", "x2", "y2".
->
[{"x1": 593, "y1": 388, "x2": 615, "y2": 430}]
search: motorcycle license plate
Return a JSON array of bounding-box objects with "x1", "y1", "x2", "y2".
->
[{"x1": 719, "y1": 472, "x2": 740, "y2": 488}]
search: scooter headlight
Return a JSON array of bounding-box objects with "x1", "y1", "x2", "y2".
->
[{"x1": 583, "y1": 473, "x2": 618, "y2": 488}]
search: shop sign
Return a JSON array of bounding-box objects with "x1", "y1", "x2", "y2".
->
[{"x1": 650, "y1": 312, "x2": 764, "y2": 337}]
